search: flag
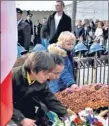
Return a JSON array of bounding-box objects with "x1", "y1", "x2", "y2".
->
[{"x1": 1, "y1": 1, "x2": 17, "y2": 125}]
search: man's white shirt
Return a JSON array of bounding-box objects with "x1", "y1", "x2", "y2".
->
[
  {"x1": 17, "y1": 18, "x2": 22, "y2": 26},
  {"x1": 54, "y1": 13, "x2": 62, "y2": 31}
]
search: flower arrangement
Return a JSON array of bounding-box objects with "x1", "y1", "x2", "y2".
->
[
  {"x1": 46, "y1": 108, "x2": 108, "y2": 126},
  {"x1": 56, "y1": 84, "x2": 108, "y2": 114},
  {"x1": 71, "y1": 107, "x2": 105, "y2": 126}
]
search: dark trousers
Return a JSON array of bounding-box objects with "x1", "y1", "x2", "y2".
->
[{"x1": 34, "y1": 35, "x2": 41, "y2": 46}]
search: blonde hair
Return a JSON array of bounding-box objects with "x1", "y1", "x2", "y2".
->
[
  {"x1": 57, "y1": 31, "x2": 76, "y2": 45},
  {"x1": 48, "y1": 43, "x2": 67, "y2": 57}
]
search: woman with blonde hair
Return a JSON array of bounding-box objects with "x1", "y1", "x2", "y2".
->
[{"x1": 48, "y1": 31, "x2": 77, "y2": 93}]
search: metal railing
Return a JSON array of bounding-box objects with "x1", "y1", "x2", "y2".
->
[
  {"x1": 14, "y1": 53, "x2": 108, "y2": 86},
  {"x1": 74, "y1": 55, "x2": 108, "y2": 85}
]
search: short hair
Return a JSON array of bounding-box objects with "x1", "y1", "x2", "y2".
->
[
  {"x1": 57, "y1": 31, "x2": 76, "y2": 45},
  {"x1": 50, "y1": 53, "x2": 64, "y2": 66},
  {"x1": 84, "y1": 19, "x2": 89, "y2": 24},
  {"x1": 56, "y1": 0, "x2": 65, "y2": 7},
  {"x1": 24, "y1": 52, "x2": 55, "y2": 73}
]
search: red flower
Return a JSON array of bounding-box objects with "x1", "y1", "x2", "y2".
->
[
  {"x1": 74, "y1": 117, "x2": 83, "y2": 124},
  {"x1": 93, "y1": 121, "x2": 103, "y2": 126}
]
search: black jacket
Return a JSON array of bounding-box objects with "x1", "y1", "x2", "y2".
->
[
  {"x1": 25, "y1": 19, "x2": 33, "y2": 35},
  {"x1": 47, "y1": 12, "x2": 72, "y2": 44},
  {"x1": 40, "y1": 24, "x2": 48, "y2": 39},
  {"x1": 34, "y1": 23, "x2": 42, "y2": 37},
  {"x1": 18, "y1": 20, "x2": 31, "y2": 50},
  {"x1": 12, "y1": 66, "x2": 67, "y2": 124},
  {"x1": 103, "y1": 28, "x2": 108, "y2": 40}
]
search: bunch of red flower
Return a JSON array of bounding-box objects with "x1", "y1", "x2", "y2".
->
[{"x1": 56, "y1": 84, "x2": 108, "y2": 113}]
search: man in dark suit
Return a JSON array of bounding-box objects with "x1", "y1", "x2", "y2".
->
[
  {"x1": 33, "y1": 20, "x2": 42, "y2": 45},
  {"x1": 25, "y1": 11, "x2": 34, "y2": 45},
  {"x1": 16, "y1": 8, "x2": 31, "y2": 51},
  {"x1": 46, "y1": 0, "x2": 72, "y2": 44},
  {"x1": 25, "y1": 11, "x2": 33, "y2": 35}
]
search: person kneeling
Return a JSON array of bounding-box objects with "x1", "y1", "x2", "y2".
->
[{"x1": 12, "y1": 52, "x2": 69, "y2": 126}]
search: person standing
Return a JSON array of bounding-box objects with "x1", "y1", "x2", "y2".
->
[
  {"x1": 47, "y1": 0, "x2": 72, "y2": 44},
  {"x1": 16, "y1": 8, "x2": 31, "y2": 51},
  {"x1": 34, "y1": 20, "x2": 42, "y2": 45},
  {"x1": 40, "y1": 17, "x2": 49, "y2": 49},
  {"x1": 83, "y1": 19, "x2": 91, "y2": 41},
  {"x1": 25, "y1": 11, "x2": 34, "y2": 45},
  {"x1": 95, "y1": 21, "x2": 104, "y2": 46},
  {"x1": 103, "y1": 21, "x2": 108, "y2": 47},
  {"x1": 74, "y1": 20, "x2": 85, "y2": 41}
]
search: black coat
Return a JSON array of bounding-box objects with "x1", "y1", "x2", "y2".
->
[
  {"x1": 25, "y1": 19, "x2": 33, "y2": 35},
  {"x1": 103, "y1": 28, "x2": 108, "y2": 40},
  {"x1": 34, "y1": 23, "x2": 42, "y2": 37},
  {"x1": 47, "y1": 12, "x2": 72, "y2": 44},
  {"x1": 34, "y1": 24, "x2": 42, "y2": 44},
  {"x1": 40, "y1": 24, "x2": 48, "y2": 39},
  {"x1": 18, "y1": 20, "x2": 31, "y2": 50},
  {"x1": 12, "y1": 66, "x2": 67, "y2": 124}
]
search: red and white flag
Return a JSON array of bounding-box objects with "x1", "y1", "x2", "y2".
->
[{"x1": 1, "y1": 1, "x2": 17, "y2": 125}]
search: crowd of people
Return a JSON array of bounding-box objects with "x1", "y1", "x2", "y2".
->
[
  {"x1": 17, "y1": 1, "x2": 108, "y2": 52},
  {"x1": 17, "y1": 0, "x2": 72, "y2": 51},
  {"x1": 12, "y1": 0, "x2": 108, "y2": 125},
  {"x1": 74, "y1": 19, "x2": 108, "y2": 48}
]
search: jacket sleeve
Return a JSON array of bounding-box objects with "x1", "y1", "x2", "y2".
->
[
  {"x1": 42, "y1": 84, "x2": 68, "y2": 117},
  {"x1": 60, "y1": 58, "x2": 76, "y2": 86},
  {"x1": 46, "y1": 16, "x2": 50, "y2": 36},
  {"x1": 67, "y1": 17, "x2": 72, "y2": 32},
  {"x1": 80, "y1": 28, "x2": 85, "y2": 37},
  {"x1": 23, "y1": 24, "x2": 31, "y2": 50},
  {"x1": 12, "y1": 70, "x2": 25, "y2": 124},
  {"x1": 12, "y1": 108, "x2": 25, "y2": 124},
  {"x1": 31, "y1": 21, "x2": 33, "y2": 35}
]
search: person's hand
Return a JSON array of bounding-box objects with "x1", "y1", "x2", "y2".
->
[
  {"x1": 98, "y1": 110, "x2": 108, "y2": 118},
  {"x1": 79, "y1": 36, "x2": 83, "y2": 42},
  {"x1": 31, "y1": 35, "x2": 34, "y2": 43},
  {"x1": 20, "y1": 118, "x2": 37, "y2": 126},
  {"x1": 71, "y1": 84, "x2": 78, "y2": 88}
]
